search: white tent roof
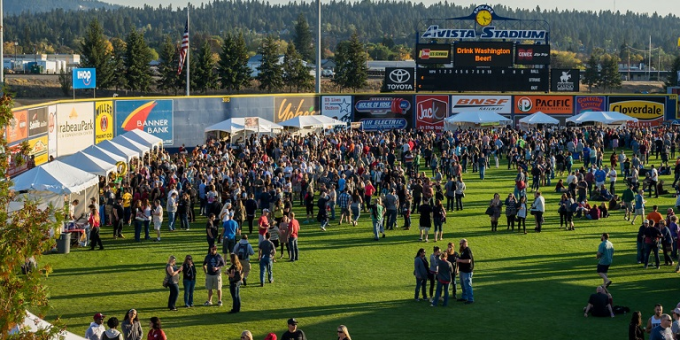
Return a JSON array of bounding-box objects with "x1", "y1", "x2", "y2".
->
[
  {"x1": 11, "y1": 160, "x2": 99, "y2": 195},
  {"x1": 519, "y1": 111, "x2": 560, "y2": 125},
  {"x1": 61, "y1": 151, "x2": 116, "y2": 177},
  {"x1": 111, "y1": 135, "x2": 150, "y2": 157},
  {"x1": 97, "y1": 140, "x2": 139, "y2": 162},
  {"x1": 445, "y1": 111, "x2": 512, "y2": 125},
  {"x1": 204, "y1": 118, "x2": 284, "y2": 134},
  {"x1": 121, "y1": 129, "x2": 164, "y2": 150},
  {"x1": 566, "y1": 111, "x2": 638, "y2": 125},
  {"x1": 80, "y1": 145, "x2": 127, "y2": 165},
  {"x1": 311, "y1": 115, "x2": 347, "y2": 128},
  {"x1": 9, "y1": 310, "x2": 87, "y2": 339},
  {"x1": 279, "y1": 116, "x2": 326, "y2": 129}
]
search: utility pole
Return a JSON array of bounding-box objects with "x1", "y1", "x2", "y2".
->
[
  {"x1": 315, "y1": 0, "x2": 321, "y2": 94},
  {"x1": 1, "y1": 0, "x2": 4, "y2": 85}
]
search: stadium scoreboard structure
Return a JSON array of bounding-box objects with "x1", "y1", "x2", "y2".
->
[{"x1": 413, "y1": 5, "x2": 555, "y2": 93}]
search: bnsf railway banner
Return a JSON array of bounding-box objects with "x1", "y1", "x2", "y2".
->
[
  {"x1": 353, "y1": 95, "x2": 413, "y2": 131},
  {"x1": 609, "y1": 96, "x2": 665, "y2": 127},
  {"x1": 451, "y1": 96, "x2": 512, "y2": 115},
  {"x1": 416, "y1": 95, "x2": 449, "y2": 132}
]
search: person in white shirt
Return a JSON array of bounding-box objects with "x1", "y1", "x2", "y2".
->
[
  {"x1": 649, "y1": 165, "x2": 659, "y2": 198},
  {"x1": 85, "y1": 313, "x2": 106, "y2": 340},
  {"x1": 153, "y1": 200, "x2": 164, "y2": 241},
  {"x1": 531, "y1": 191, "x2": 546, "y2": 233},
  {"x1": 607, "y1": 167, "x2": 617, "y2": 195}
]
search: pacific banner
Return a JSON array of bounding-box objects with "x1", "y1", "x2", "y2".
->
[
  {"x1": 115, "y1": 100, "x2": 173, "y2": 144},
  {"x1": 353, "y1": 95, "x2": 414, "y2": 131},
  {"x1": 609, "y1": 96, "x2": 665, "y2": 127}
]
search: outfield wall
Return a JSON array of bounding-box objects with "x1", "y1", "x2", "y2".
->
[{"x1": 7, "y1": 93, "x2": 679, "y2": 176}]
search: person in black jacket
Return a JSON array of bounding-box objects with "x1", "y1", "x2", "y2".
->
[
  {"x1": 182, "y1": 255, "x2": 196, "y2": 308},
  {"x1": 245, "y1": 193, "x2": 258, "y2": 234},
  {"x1": 456, "y1": 238, "x2": 474, "y2": 304}
]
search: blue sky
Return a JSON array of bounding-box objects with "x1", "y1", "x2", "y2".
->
[{"x1": 103, "y1": 0, "x2": 675, "y2": 15}]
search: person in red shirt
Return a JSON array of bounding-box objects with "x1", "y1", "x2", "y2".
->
[
  {"x1": 258, "y1": 209, "x2": 271, "y2": 245},
  {"x1": 88, "y1": 206, "x2": 103, "y2": 250},
  {"x1": 364, "y1": 180, "x2": 375, "y2": 213},
  {"x1": 288, "y1": 212, "x2": 300, "y2": 262},
  {"x1": 147, "y1": 317, "x2": 166, "y2": 340}
]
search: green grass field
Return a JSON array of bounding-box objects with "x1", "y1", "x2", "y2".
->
[{"x1": 40, "y1": 156, "x2": 680, "y2": 340}]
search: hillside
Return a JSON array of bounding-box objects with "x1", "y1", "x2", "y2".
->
[{"x1": 5, "y1": 0, "x2": 118, "y2": 14}]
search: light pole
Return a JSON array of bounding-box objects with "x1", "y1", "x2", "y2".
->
[
  {"x1": 14, "y1": 42, "x2": 17, "y2": 71},
  {"x1": 315, "y1": 0, "x2": 321, "y2": 94}
]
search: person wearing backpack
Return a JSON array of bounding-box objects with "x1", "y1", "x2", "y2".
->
[{"x1": 233, "y1": 235, "x2": 255, "y2": 286}]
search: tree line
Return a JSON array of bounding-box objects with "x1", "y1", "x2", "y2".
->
[{"x1": 69, "y1": 18, "x2": 369, "y2": 95}]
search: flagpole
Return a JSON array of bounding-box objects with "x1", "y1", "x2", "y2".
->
[{"x1": 186, "y1": 5, "x2": 190, "y2": 96}]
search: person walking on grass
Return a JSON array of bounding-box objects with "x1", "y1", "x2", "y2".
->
[
  {"x1": 181, "y1": 255, "x2": 196, "y2": 308},
  {"x1": 418, "y1": 198, "x2": 433, "y2": 242},
  {"x1": 631, "y1": 190, "x2": 646, "y2": 225},
  {"x1": 165, "y1": 255, "x2": 182, "y2": 311},
  {"x1": 433, "y1": 199, "x2": 446, "y2": 242},
  {"x1": 596, "y1": 233, "x2": 614, "y2": 288},
  {"x1": 288, "y1": 212, "x2": 300, "y2": 262},
  {"x1": 371, "y1": 196, "x2": 386, "y2": 240},
  {"x1": 531, "y1": 191, "x2": 545, "y2": 233},
  {"x1": 121, "y1": 309, "x2": 142, "y2": 340},
  {"x1": 227, "y1": 253, "x2": 243, "y2": 314},
  {"x1": 338, "y1": 188, "x2": 351, "y2": 226},
  {"x1": 152, "y1": 200, "x2": 163, "y2": 242},
  {"x1": 259, "y1": 232, "x2": 276, "y2": 287},
  {"x1": 431, "y1": 252, "x2": 454, "y2": 307},
  {"x1": 622, "y1": 184, "x2": 635, "y2": 221},
  {"x1": 203, "y1": 245, "x2": 225, "y2": 307},
  {"x1": 413, "y1": 248, "x2": 428, "y2": 302},
  {"x1": 456, "y1": 238, "x2": 474, "y2": 304},
  {"x1": 233, "y1": 234, "x2": 255, "y2": 286}
]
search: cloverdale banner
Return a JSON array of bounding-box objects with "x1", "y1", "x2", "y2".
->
[{"x1": 609, "y1": 96, "x2": 665, "y2": 127}]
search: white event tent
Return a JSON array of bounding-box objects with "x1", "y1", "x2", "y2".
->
[
  {"x1": 111, "y1": 135, "x2": 150, "y2": 157},
  {"x1": 97, "y1": 140, "x2": 139, "y2": 162},
  {"x1": 444, "y1": 111, "x2": 512, "y2": 130},
  {"x1": 566, "y1": 111, "x2": 638, "y2": 125},
  {"x1": 9, "y1": 311, "x2": 87, "y2": 340},
  {"x1": 279, "y1": 115, "x2": 346, "y2": 129},
  {"x1": 11, "y1": 160, "x2": 99, "y2": 214},
  {"x1": 61, "y1": 151, "x2": 116, "y2": 177},
  {"x1": 518, "y1": 111, "x2": 559, "y2": 126},
  {"x1": 121, "y1": 129, "x2": 164, "y2": 152},
  {"x1": 205, "y1": 117, "x2": 284, "y2": 134},
  {"x1": 80, "y1": 145, "x2": 127, "y2": 165}
]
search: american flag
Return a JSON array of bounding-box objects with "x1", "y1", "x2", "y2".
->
[{"x1": 177, "y1": 20, "x2": 189, "y2": 75}]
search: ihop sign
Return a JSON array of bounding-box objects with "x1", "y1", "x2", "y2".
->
[{"x1": 72, "y1": 68, "x2": 97, "y2": 89}]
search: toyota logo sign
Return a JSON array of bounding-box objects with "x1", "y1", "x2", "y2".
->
[{"x1": 385, "y1": 67, "x2": 414, "y2": 91}]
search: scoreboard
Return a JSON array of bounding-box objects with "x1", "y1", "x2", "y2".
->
[{"x1": 417, "y1": 68, "x2": 549, "y2": 92}]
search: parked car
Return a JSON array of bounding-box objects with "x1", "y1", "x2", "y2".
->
[{"x1": 322, "y1": 69, "x2": 334, "y2": 78}]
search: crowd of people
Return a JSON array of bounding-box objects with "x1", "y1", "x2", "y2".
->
[{"x1": 61, "y1": 123, "x2": 680, "y2": 338}]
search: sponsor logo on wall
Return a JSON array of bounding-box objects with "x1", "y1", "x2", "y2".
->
[
  {"x1": 353, "y1": 95, "x2": 413, "y2": 130},
  {"x1": 416, "y1": 95, "x2": 449, "y2": 132},
  {"x1": 274, "y1": 96, "x2": 318, "y2": 122},
  {"x1": 321, "y1": 96, "x2": 352, "y2": 122},
  {"x1": 47, "y1": 105, "x2": 57, "y2": 160},
  {"x1": 609, "y1": 96, "x2": 665, "y2": 127},
  {"x1": 6, "y1": 110, "x2": 28, "y2": 144},
  {"x1": 514, "y1": 44, "x2": 551, "y2": 65},
  {"x1": 384, "y1": 68, "x2": 415, "y2": 91},
  {"x1": 56, "y1": 102, "x2": 95, "y2": 157},
  {"x1": 551, "y1": 69, "x2": 580, "y2": 92},
  {"x1": 515, "y1": 96, "x2": 573, "y2": 114},
  {"x1": 116, "y1": 100, "x2": 173, "y2": 144},
  {"x1": 575, "y1": 96, "x2": 606, "y2": 113},
  {"x1": 28, "y1": 107, "x2": 48, "y2": 137},
  {"x1": 28, "y1": 135, "x2": 49, "y2": 166},
  {"x1": 451, "y1": 96, "x2": 512, "y2": 114},
  {"x1": 95, "y1": 101, "x2": 114, "y2": 144}
]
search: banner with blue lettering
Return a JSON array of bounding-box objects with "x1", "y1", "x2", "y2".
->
[
  {"x1": 115, "y1": 100, "x2": 173, "y2": 144},
  {"x1": 353, "y1": 95, "x2": 413, "y2": 131},
  {"x1": 72, "y1": 68, "x2": 97, "y2": 89}
]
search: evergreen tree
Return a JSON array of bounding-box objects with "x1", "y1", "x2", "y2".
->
[
  {"x1": 282, "y1": 43, "x2": 314, "y2": 92},
  {"x1": 293, "y1": 13, "x2": 313, "y2": 62},
  {"x1": 333, "y1": 32, "x2": 368, "y2": 92},
  {"x1": 124, "y1": 26, "x2": 153, "y2": 93},
  {"x1": 58, "y1": 66, "x2": 71, "y2": 96},
  {"x1": 217, "y1": 33, "x2": 252, "y2": 93},
  {"x1": 194, "y1": 41, "x2": 218, "y2": 93},
  {"x1": 109, "y1": 37, "x2": 128, "y2": 92},
  {"x1": 156, "y1": 36, "x2": 179, "y2": 94},
  {"x1": 666, "y1": 54, "x2": 680, "y2": 89},
  {"x1": 583, "y1": 55, "x2": 600, "y2": 92},
  {"x1": 80, "y1": 19, "x2": 113, "y2": 89},
  {"x1": 256, "y1": 35, "x2": 284, "y2": 93},
  {"x1": 599, "y1": 54, "x2": 622, "y2": 93}
]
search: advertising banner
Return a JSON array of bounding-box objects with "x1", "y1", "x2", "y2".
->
[
  {"x1": 245, "y1": 118, "x2": 259, "y2": 129},
  {"x1": 95, "y1": 101, "x2": 114, "y2": 144},
  {"x1": 384, "y1": 68, "x2": 415, "y2": 91},
  {"x1": 274, "y1": 96, "x2": 319, "y2": 123},
  {"x1": 6, "y1": 110, "x2": 28, "y2": 144},
  {"x1": 47, "y1": 105, "x2": 57, "y2": 160},
  {"x1": 115, "y1": 100, "x2": 173, "y2": 144},
  {"x1": 56, "y1": 102, "x2": 95, "y2": 157},
  {"x1": 72, "y1": 68, "x2": 97, "y2": 89},
  {"x1": 451, "y1": 95, "x2": 512, "y2": 114},
  {"x1": 453, "y1": 41, "x2": 513, "y2": 68},
  {"x1": 415, "y1": 95, "x2": 449, "y2": 132},
  {"x1": 515, "y1": 95, "x2": 574, "y2": 114},
  {"x1": 353, "y1": 95, "x2": 413, "y2": 131},
  {"x1": 28, "y1": 135, "x2": 49, "y2": 166},
  {"x1": 551, "y1": 69, "x2": 580, "y2": 92},
  {"x1": 416, "y1": 44, "x2": 452, "y2": 65},
  {"x1": 609, "y1": 96, "x2": 665, "y2": 127},
  {"x1": 575, "y1": 96, "x2": 606, "y2": 113},
  {"x1": 7, "y1": 144, "x2": 31, "y2": 178},
  {"x1": 321, "y1": 96, "x2": 353, "y2": 122},
  {"x1": 28, "y1": 107, "x2": 48, "y2": 137},
  {"x1": 515, "y1": 44, "x2": 551, "y2": 65}
]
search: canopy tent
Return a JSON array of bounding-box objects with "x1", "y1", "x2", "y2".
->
[
  {"x1": 518, "y1": 111, "x2": 560, "y2": 125},
  {"x1": 10, "y1": 160, "x2": 99, "y2": 215},
  {"x1": 444, "y1": 111, "x2": 512, "y2": 130},
  {"x1": 310, "y1": 115, "x2": 347, "y2": 129},
  {"x1": 97, "y1": 140, "x2": 139, "y2": 162},
  {"x1": 61, "y1": 151, "x2": 116, "y2": 177},
  {"x1": 204, "y1": 117, "x2": 284, "y2": 134},
  {"x1": 566, "y1": 111, "x2": 638, "y2": 125},
  {"x1": 80, "y1": 145, "x2": 127, "y2": 165},
  {"x1": 279, "y1": 115, "x2": 347, "y2": 129},
  {"x1": 111, "y1": 135, "x2": 150, "y2": 157},
  {"x1": 9, "y1": 311, "x2": 87, "y2": 340},
  {"x1": 121, "y1": 129, "x2": 164, "y2": 151}
]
